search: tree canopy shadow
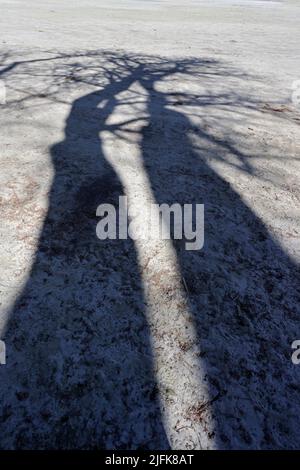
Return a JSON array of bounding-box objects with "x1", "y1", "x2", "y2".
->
[{"x1": 0, "y1": 50, "x2": 300, "y2": 449}]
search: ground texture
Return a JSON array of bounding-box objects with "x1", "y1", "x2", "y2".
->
[{"x1": 0, "y1": 0, "x2": 300, "y2": 450}]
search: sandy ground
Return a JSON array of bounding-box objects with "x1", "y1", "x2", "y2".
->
[{"x1": 0, "y1": 0, "x2": 300, "y2": 450}]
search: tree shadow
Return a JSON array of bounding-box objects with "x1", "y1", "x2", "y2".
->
[
  {"x1": 0, "y1": 57, "x2": 169, "y2": 450},
  {"x1": 0, "y1": 50, "x2": 300, "y2": 449},
  {"x1": 138, "y1": 65, "x2": 300, "y2": 449}
]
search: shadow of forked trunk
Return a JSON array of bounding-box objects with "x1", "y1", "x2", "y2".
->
[{"x1": 0, "y1": 65, "x2": 170, "y2": 450}]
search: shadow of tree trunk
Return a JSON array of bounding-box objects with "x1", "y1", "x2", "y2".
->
[
  {"x1": 1, "y1": 51, "x2": 300, "y2": 450},
  {"x1": 0, "y1": 66, "x2": 169, "y2": 450}
]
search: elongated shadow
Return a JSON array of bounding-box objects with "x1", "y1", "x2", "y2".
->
[
  {"x1": 138, "y1": 71, "x2": 300, "y2": 449},
  {"x1": 1, "y1": 51, "x2": 300, "y2": 450},
  {"x1": 0, "y1": 65, "x2": 169, "y2": 450}
]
